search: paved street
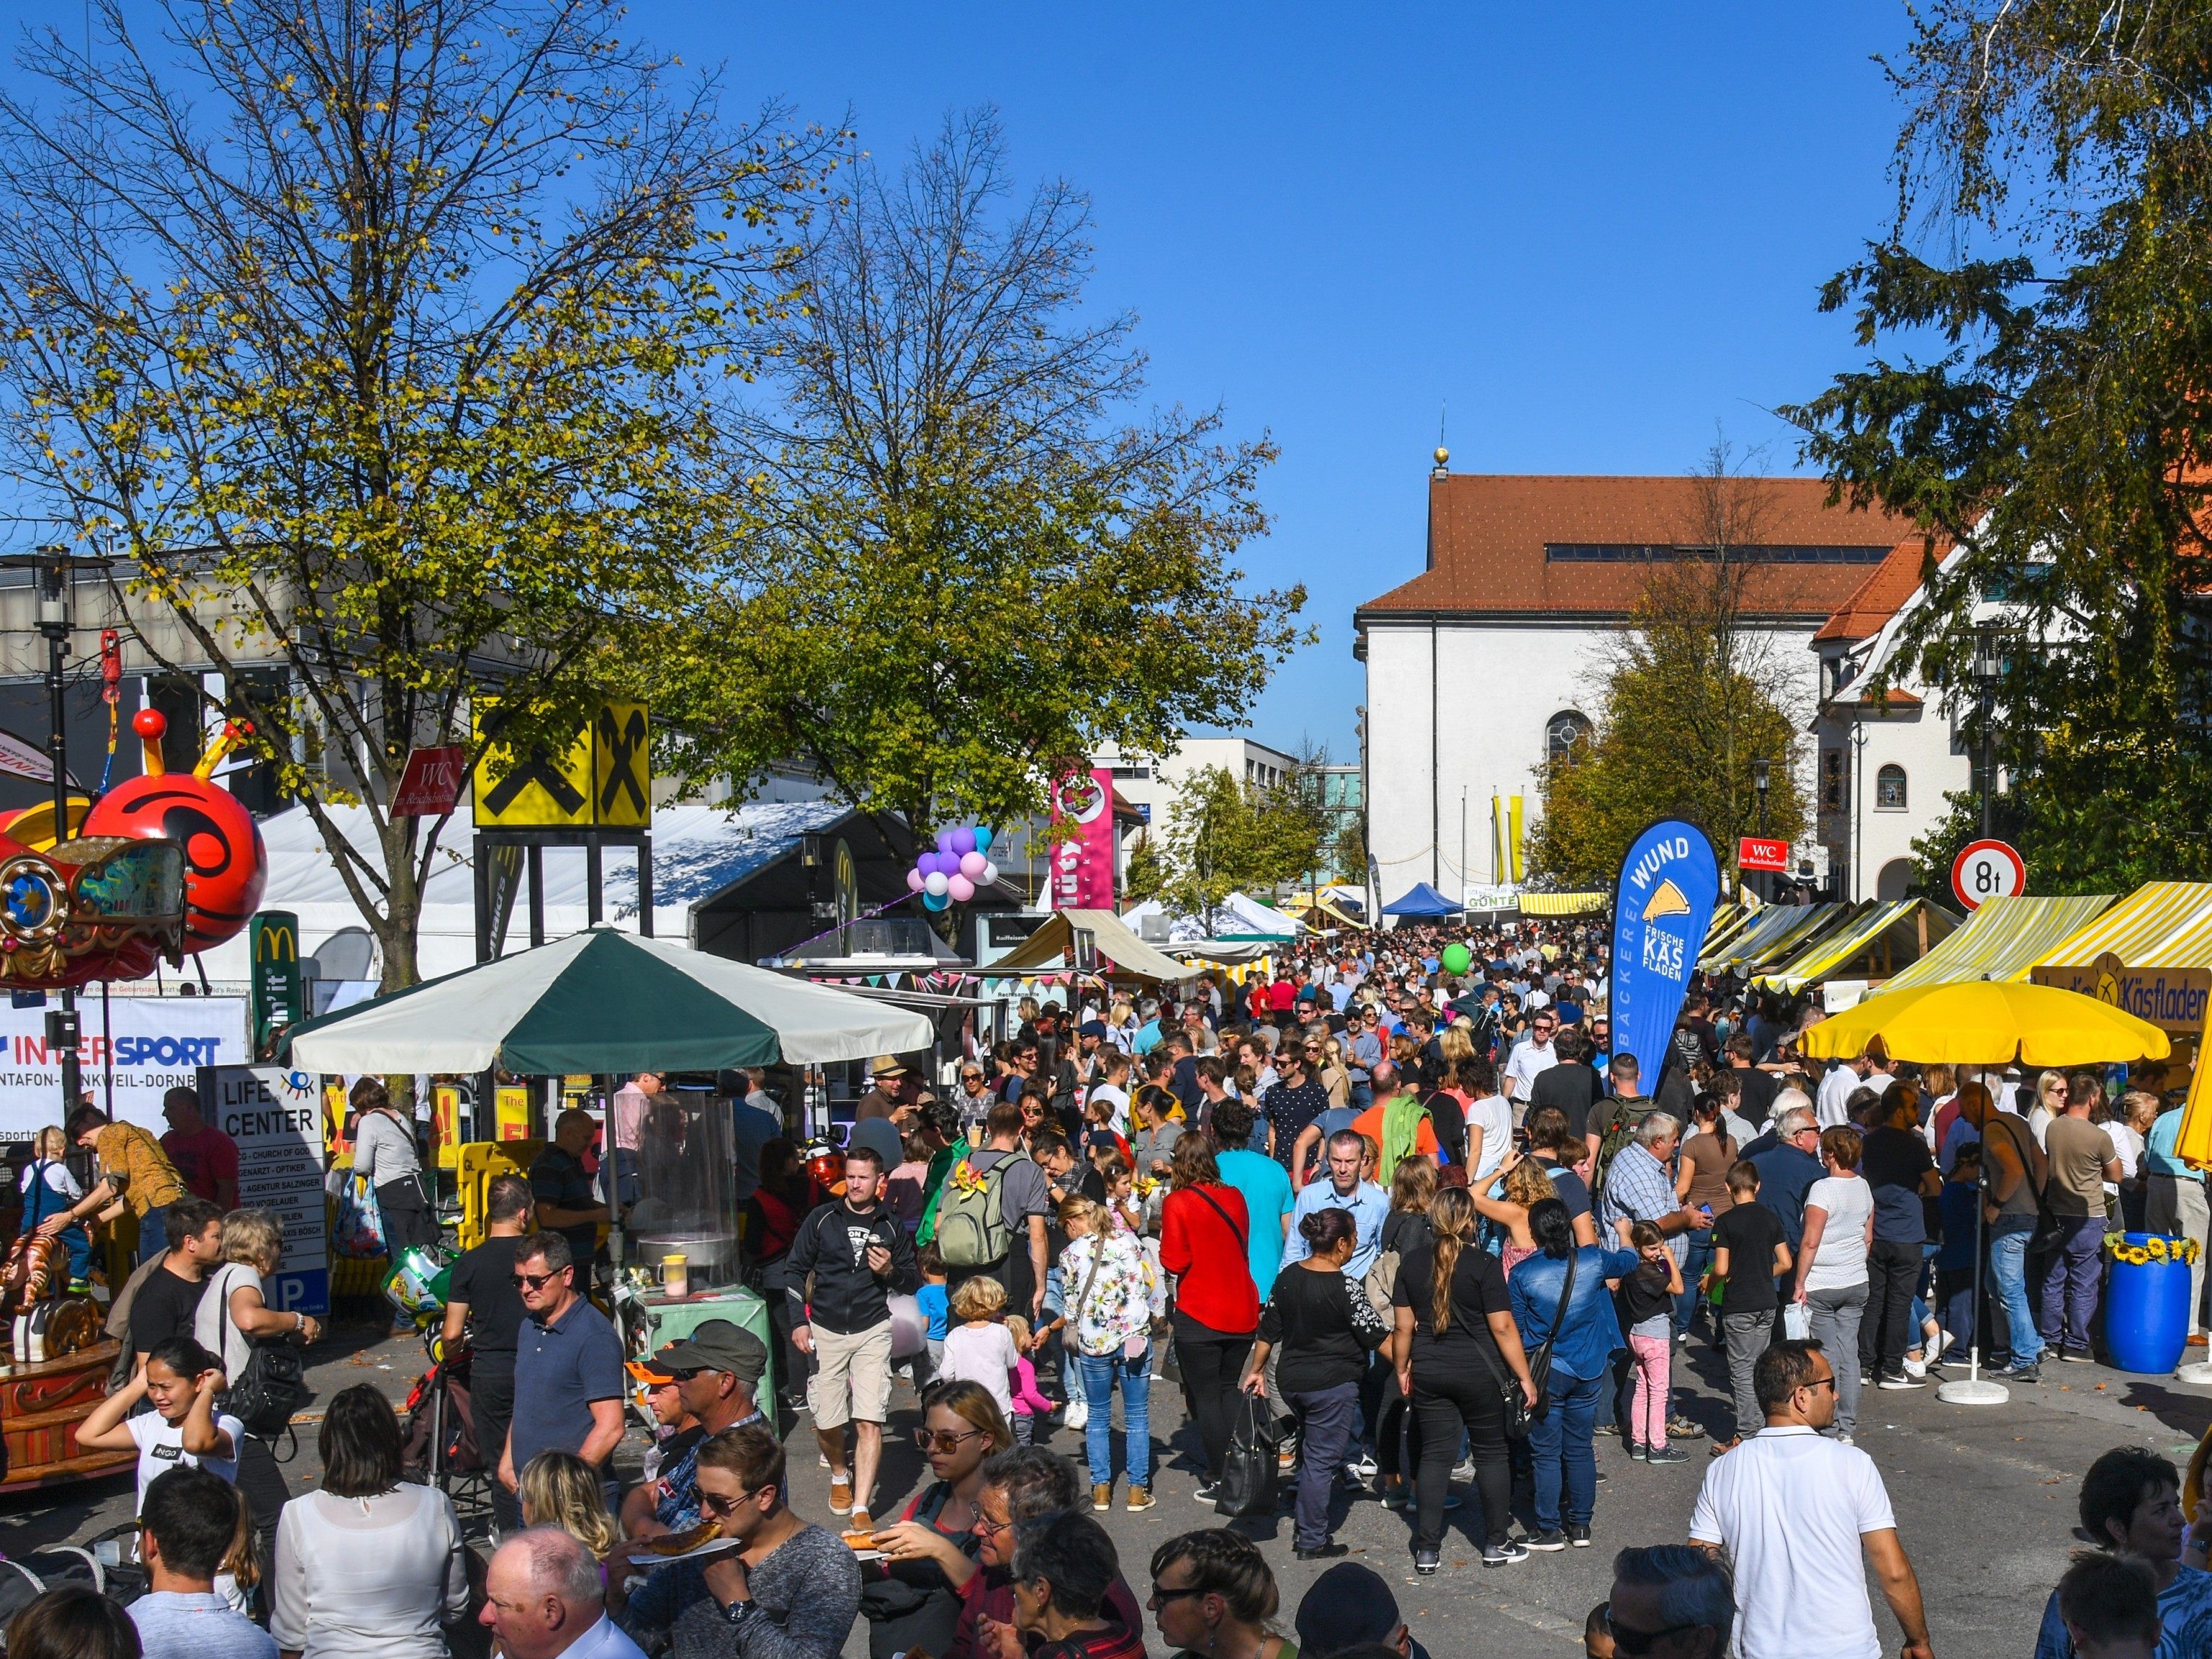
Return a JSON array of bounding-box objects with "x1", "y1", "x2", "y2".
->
[{"x1": 8, "y1": 1313, "x2": 2198, "y2": 1656}]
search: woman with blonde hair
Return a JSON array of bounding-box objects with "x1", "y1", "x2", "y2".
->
[
  {"x1": 1318, "y1": 1038, "x2": 1352, "y2": 1111},
  {"x1": 1466, "y1": 1152, "x2": 1559, "y2": 1277},
  {"x1": 519, "y1": 1449, "x2": 621, "y2": 1558},
  {"x1": 1392, "y1": 1186, "x2": 1539, "y2": 1571},
  {"x1": 1057, "y1": 1192, "x2": 1157, "y2": 1511}
]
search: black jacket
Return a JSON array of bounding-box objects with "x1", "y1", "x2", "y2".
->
[{"x1": 772, "y1": 1200, "x2": 922, "y2": 1335}]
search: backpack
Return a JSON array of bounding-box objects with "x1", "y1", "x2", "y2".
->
[
  {"x1": 933, "y1": 1154, "x2": 1013, "y2": 1268},
  {"x1": 1591, "y1": 1097, "x2": 1660, "y2": 1199},
  {"x1": 1362, "y1": 1245, "x2": 1400, "y2": 1321},
  {"x1": 224, "y1": 1337, "x2": 313, "y2": 1440}
]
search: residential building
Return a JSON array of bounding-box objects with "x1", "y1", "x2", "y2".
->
[
  {"x1": 1352, "y1": 459, "x2": 1910, "y2": 900},
  {"x1": 1094, "y1": 736, "x2": 1302, "y2": 879}
]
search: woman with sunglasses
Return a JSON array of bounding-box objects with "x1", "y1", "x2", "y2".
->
[
  {"x1": 1146, "y1": 1529, "x2": 1292, "y2": 1659},
  {"x1": 864, "y1": 1381, "x2": 1013, "y2": 1656}
]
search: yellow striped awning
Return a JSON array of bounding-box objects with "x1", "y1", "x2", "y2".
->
[
  {"x1": 1752, "y1": 899, "x2": 1961, "y2": 994},
  {"x1": 2036, "y1": 881, "x2": 2212, "y2": 971},
  {"x1": 1701, "y1": 902, "x2": 1851, "y2": 974},
  {"x1": 1519, "y1": 891, "x2": 1609, "y2": 917},
  {"x1": 1701, "y1": 904, "x2": 1759, "y2": 958},
  {"x1": 1883, "y1": 893, "x2": 2118, "y2": 990}
]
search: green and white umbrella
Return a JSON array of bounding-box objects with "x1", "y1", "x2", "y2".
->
[{"x1": 285, "y1": 927, "x2": 932, "y2": 1075}]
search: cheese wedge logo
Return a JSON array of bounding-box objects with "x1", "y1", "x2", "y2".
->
[{"x1": 1641, "y1": 880, "x2": 1691, "y2": 922}]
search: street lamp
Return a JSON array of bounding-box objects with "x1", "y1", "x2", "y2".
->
[
  {"x1": 1972, "y1": 627, "x2": 2003, "y2": 837},
  {"x1": 0, "y1": 546, "x2": 114, "y2": 1120},
  {"x1": 1751, "y1": 758, "x2": 1771, "y2": 902}
]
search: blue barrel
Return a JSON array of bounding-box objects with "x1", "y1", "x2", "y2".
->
[{"x1": 2103, "y1": 1232, "x2": 2194, "y2": 1375}]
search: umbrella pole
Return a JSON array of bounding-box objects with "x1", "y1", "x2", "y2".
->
[{"x1": 1938, "y1": 1065, "x2": 2009, "y2": 1406}]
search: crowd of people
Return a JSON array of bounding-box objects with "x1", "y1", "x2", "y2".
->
[{"x1": 6, "y1": 917, "x2": 2204, "y2": 1658}]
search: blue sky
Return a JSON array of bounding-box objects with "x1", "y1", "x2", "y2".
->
[{"x1": 6, "y1": 1, "x2": 1918, "y2": 761}]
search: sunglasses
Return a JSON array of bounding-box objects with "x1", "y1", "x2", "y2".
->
[
  {"x1": 510, "y1": 1269, "x2": 565, "y2": 1291},
  {"x1": 914, "y1": 1426, "x2": 989, "y2": 1452},
  {"x1": 1601, "y1": 1604, "x2": 1706, "y2": 1657},
  {"x1": 698, "y1": 1485, "x2": 769, "y2": 1517}
]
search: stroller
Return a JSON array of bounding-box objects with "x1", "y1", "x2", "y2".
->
[{"x1": 403, "y1": 1336, "x2": 494, "y2": 1536}]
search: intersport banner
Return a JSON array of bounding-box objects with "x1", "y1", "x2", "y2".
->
[
  {"x1": 0, "y1": 996, "x2": 247, "y2": 1140},
  {"x1": 1609, "y1": 821, "x2": 1720, "y2": 1087}
]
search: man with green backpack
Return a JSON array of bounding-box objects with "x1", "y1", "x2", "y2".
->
[{"x1": 929, "y1": 1101, "x2": 1054, "y2": 1321}]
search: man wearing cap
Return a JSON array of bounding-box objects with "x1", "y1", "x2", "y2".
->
[
  {"x1": 855, "y1": 1058, "x2": 917, "y2": 1128},
  {"x1": 619, "y1": 1320, "x2": 771, "y2": 1539},
  {"x1": 1293, "y1": 1561, "x2": 1431, "y2": 1659}
]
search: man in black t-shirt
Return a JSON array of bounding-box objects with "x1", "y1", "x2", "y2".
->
[
  {"x1": 127, "y1": 1197, "x2": 225, "y2": 1371},
  {"x1": 1527, "y1": 1027, "x2": 1604, "y2": 1141},
  {"x1": 1725, "y1": 1034, "x2": 1780, "y2": 1128},
  {"x1": 1707, "y1": 1161, "x2": 1788, "y2": 1449},
  {"x1": 441, "y1": 1174, "x2": 534, "y2": 1530}
]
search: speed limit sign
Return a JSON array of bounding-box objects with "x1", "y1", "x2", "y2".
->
[{"x1": 1951, "y1": 839, "x2": 2026, "y2": 910}]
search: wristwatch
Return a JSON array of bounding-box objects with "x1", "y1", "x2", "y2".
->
[{"x1": 720, "y1": 1596, "x2": 759, "y2": 1628}]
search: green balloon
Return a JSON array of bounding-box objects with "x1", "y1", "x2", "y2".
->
[{"x1": 1441, "y1": 943, "x2": 1473, "y2": 976}]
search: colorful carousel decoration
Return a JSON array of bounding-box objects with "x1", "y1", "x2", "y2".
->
[{"x1": 0, "y1": 706, "x2": 262, "y2": 1491}]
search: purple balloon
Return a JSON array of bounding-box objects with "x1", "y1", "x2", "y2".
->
[
  {"x1": 935, "y1": 829, "x2": 956, "y2": 855},
  {"x1": 950, "y1": 826, "x2": 976, "y2": 856},
  {"x1": 906, "y1": 868, "x2": 925, "y2": 892},
  {"x1": 927, "y1": 852, "x2": 953, "y2": 876}
]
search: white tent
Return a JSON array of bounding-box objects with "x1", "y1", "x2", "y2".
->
[{"x1": 1120, "y1": 891, "x2": 1305, "y2": 945}]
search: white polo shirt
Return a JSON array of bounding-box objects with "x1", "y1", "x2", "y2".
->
[{"x1": 1689, "y1": 1424, "x2": 1897, "y2": 1659}]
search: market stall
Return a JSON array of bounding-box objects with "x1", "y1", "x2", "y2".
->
[
  {"x1": 1880, "y1": 893, "x2": 2117, "y2": 992},
  {"x1": 1698, "y1": 900, "x2": 1853, "y2": 976},
  {"x1": 287, "y1": 926, "x2": 930, "y2": 1389},
  {"x1": 1750, "y1": 897, "x2": 1961, "y2": 1002},
  {"x1": 2031, "y1": 881, "x2": 2212, "y2": 1079}
]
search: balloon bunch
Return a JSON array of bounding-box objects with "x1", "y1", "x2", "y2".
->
[{"x1": 907, "y1": 825, "x2": 999, "y2": 912}]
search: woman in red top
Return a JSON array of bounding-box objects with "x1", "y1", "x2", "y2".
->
[{"x1": 1159, "y1": 1133, "x2": 1259, "y2": 1498}]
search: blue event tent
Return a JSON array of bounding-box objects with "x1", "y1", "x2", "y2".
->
[{"x1": 1380, "y1": 882, "x2": 1462, "y2": 918}]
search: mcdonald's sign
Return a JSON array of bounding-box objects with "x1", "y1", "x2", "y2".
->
[{"x1": 249, "y1": 910, "x2": 305, "y2": 1056}]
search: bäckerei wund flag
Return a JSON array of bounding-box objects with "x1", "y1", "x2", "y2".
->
[{"x1": 1609, "y1": 819, "x2": 1721, "y2": 1088}]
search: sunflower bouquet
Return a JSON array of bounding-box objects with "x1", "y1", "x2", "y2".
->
[{"x1": 2107, "y1": 1234, "x2": 2203, "y2": 1267}]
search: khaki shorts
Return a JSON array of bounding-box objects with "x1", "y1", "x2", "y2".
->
[{"x1": 808, "y1": 1319, "x2": 894, "y2": 1429}]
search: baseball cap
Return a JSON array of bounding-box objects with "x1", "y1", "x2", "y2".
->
[
  {"x1": 1294, "y1": 1562, "x2": 1403, "y2": 1657},
  {"x1": 1079, "y1": 1020, "x2": 1108, "y2": 1039},
  {"x1": 650, "y1": 1320, "x2": 769, "y2": 1387}
]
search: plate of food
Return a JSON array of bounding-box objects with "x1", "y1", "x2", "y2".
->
[
  {"x1": 629, "y1": 1521, "x2": 742, "y2": 1565},
  {"x1": 841, "y1": 1528, "x2": 885, "y2": 1562}
]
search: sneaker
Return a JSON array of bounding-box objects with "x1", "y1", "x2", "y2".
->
[
  {"x1": 1877, "y1": 1374, "x2": 1925, "y2": 1390},
  {"x1": 1902, "y1": 1354, "x2": 1928, "y2": 1380},
  {"x1": 1443, "y1": 1493, "x2": 1463, "y2": 1511},
  {"x1": 1709, "y1": 1437, "x2": 1740, "y2": 1456},
  {"x1": 1413, "y1": 1549, "x2": 1440, "y2": 1576},
  {"x1": 1381, "y1": 1479, "x2": 1409, "y2": 1511},
  {"x1": 1125, "y1": 1487, "x2": 1155, "y2": 1513},
  {"x1": 1295, "y1": 1542, "x2": 1350, "y2": 1561},
  {"x1": 1482, "y1": 1539, "x2": 1530, "y2": 1568},
  {"x1": 1093, "y1": 1484, "x2": 1113, "y2": 1512},
  {"x1": 828, "y1": 1478, "x2": 853, "y2": 1516},
  {"x1": 1835, "y1": 1433, "x2": 1856, "y2": 1446},
  {"x1": 1193, "y1": 1483, "x2": 1220, "y2": 1505},
  {"x1": 1348, "y1": 1449, "x2": 1379, "y2": 1480},
  {"x1": 2062, "y1": 1348, "x2": 2095, "y2": 1364},
  {"x1": 1645, "y1": 1445, "x2": 1690, "y2": 1465},
  {"x1": 1565, "y1": 1524, "x2": 1592, "y2": 1547},
  {"x1": 1526, "y1": 1529, "x2": 1569, "y2": 1552},
  {"x1": 1624, "y1": 1441, "x2": 1647, "y2": 1462},
  {"x1": 1931, "y1": 1326, "x2": 1954, "y2": 1364},
  {"x1": 849, "y1": 1509, "x2": 873, "y2": 1533},
  {"x1": 1452, "y1": 1457, "x2": 1477, "y2": 1483},
  {"x1": 2000, "y1": 1362, "x2": 2044, "y2": 1382},
  {"x1": 819, "y1": 1452, "x2": 831, "y2": 1468}
]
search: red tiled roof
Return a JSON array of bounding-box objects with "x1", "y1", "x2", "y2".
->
[
  {"x1": 1356, "y1": 475, "x2": 1913, "y2": 622},
  {"x1": 1811, "y1": 535, "x2": 1943, "y2": 642}
]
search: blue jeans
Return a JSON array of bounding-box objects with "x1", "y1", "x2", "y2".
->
[
  {"x1": 1987, "y1": 1216, "x2": 2044, "y2": 1367},
  {"x1": 1528, "y1": 1370, "x2": 1603, "y2": 1531},
  {"x1": 1285, "y1": 1380, "x2": 1362, "y2": 1550},
  {"x1": 1074, "y1": 1346, "x2": 1151, "y2": 1490},
  {"x1": 2038, "y1": 1215, "x2": 2106, "y2": 1354},
  {"x1": 1675, "y1": 1235, "x2": 1714, "y2": 1338}
]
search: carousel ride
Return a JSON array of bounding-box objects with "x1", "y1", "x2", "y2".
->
[{"x1": 0, "y1": 706, "x2": 264, "y2": 1490}]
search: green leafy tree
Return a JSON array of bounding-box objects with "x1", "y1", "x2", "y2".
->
[
  {"x1": 1141, "y1": 764, "x2": 1328, "y2": 927},
  {"x1": 634, "y1": 110, "x2": 1305, "y2": 856},
  {"x1": 1529, "y1": 449, "x2": 1807, "y2": 888},
  {"x1": 1784, "y1": 1, "x2": 2212, "y2": 892},
  {"x1": 0, "y1": 0, "x2": 824, "y2": 988}
]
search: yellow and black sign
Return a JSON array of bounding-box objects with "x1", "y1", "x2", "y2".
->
[{"x1": 472, "y1": 698, "x2": 651, "y2": 829}]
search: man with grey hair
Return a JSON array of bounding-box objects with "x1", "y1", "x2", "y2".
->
[
  {"x1": 480, "y1": 1527, "x2": 644, "y2": 1659},
  {"x1": 1281, "y1": 1128, "x2": 1390, "y2": 1278},
  {"x1": 1603, "y1": 1545, "x2": 1734, "y2": 1659},
  {"x1": 1746, "y1": 1105, "x2": 1828, "y2": 1279},
  {"x1": 1600, "y1": 1110, "x2": 1710, "y2": 1446}
]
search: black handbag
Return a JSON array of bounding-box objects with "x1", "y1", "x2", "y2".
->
[
  {"x1": 1213, "y1": 1392, "x2": 1279, "y2": 1518},
  {"x1": 1470, "y1": 1246, "x2": 1575, "y2": 1442},
  {"x1": 224, "y1": 1337, "x2": 313, "y2": 1440}
]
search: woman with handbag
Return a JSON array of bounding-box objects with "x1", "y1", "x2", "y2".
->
[
  {"x1": 1159, "y1": 1135, "x2": 1259, "y2": 1503},
  {"x1": 195, "y1": 1208, "x2": 320, "y2": 1588},
  {"x1": 1057, "y1": 1196, "x2": 1157, "y2": 1512},
  {"x1": 1375, "y1": 1157, "x2": 1437, "y2": 1512},
  {"x1": 1238, "y1": 1206, "x2": 1388, "y2": 1560},
  {"x1": 1509, "y1": 1198, "x2": 1640, "y2": 1554},
  {"x1": 349, "y1": 1079, "x2": 430, "y2": 1254},
  {"x1": 1390, "y1": 1187, "x2": 1539, "y2": 1573},
  {"x1": 868, "y1": 1380, "x2": 1012, "y2": 1658}
]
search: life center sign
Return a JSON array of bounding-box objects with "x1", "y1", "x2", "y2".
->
[{"x1": 204, "y1": 1066, "x2": 330, "y2": 1316}]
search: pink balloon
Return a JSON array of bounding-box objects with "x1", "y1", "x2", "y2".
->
[
  {"x1": 948, "y1": 873, "x2": 976, "y2": 903},
  {"x1": 958, "y1": 850, "x2": 988, "y2": 879},
  {"x1": 906, "y1": 868, "x2": 925, "y2": 892}
]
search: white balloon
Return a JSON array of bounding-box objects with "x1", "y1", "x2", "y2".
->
[
  {"x1": 981, "y1": 860, "x2": 1000, "y2": 884},
  {"x1": 923, "y1": 871, "x2": 950, "y2": 896}
]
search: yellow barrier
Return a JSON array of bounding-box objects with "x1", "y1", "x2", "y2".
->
[{"x1": 455, "y1": 1140, "x2": 541, "y2": 1254}]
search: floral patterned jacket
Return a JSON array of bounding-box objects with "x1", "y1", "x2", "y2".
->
[{"x1": 1057, "y1": 1230, "x2": 1155, "y2": 1357}]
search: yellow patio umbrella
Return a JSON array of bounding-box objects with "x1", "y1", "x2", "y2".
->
[{"x1": 1797, "y1": 979, "x2": 2172, "y2": 1068}]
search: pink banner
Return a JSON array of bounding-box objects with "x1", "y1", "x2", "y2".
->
[{"x1": 1049, "y1": 768, "x2": 1116, "y2": 912}]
